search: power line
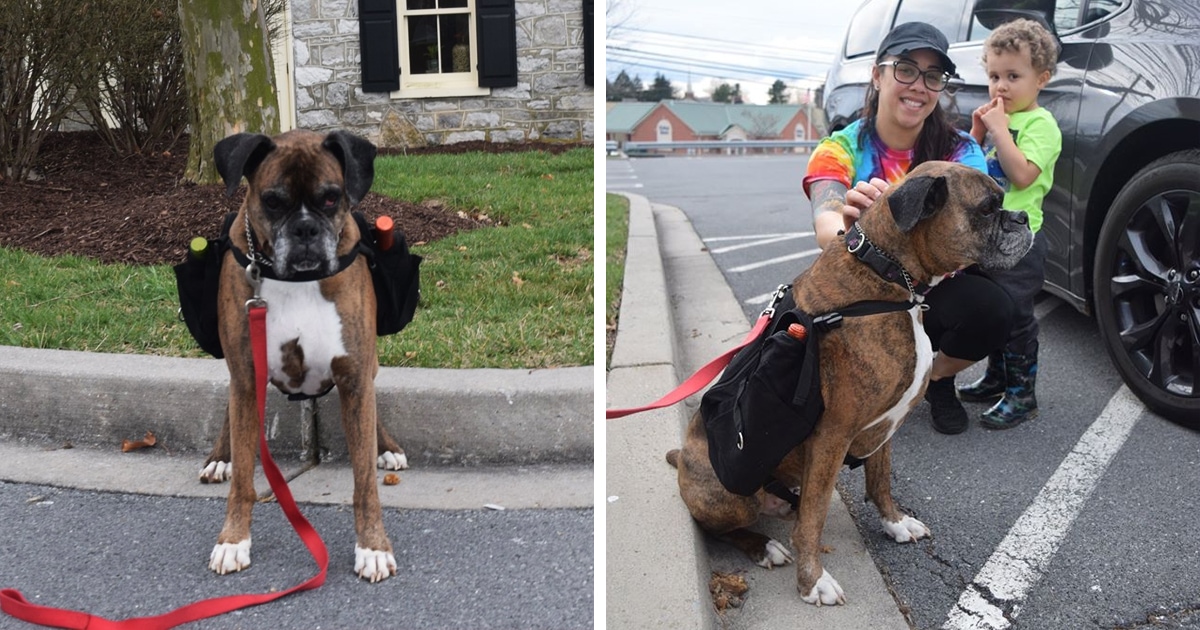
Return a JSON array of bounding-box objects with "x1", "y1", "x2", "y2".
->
[
  {"x1": 617, "y1": 26, "x2": 837, "y2": 63},
  {"x1": 607, "y1": 48, "x2": 825, "y2": 83}
]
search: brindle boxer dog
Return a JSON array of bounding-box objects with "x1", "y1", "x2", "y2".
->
[
  {"x1": 199, "y1": 129, "x2": 407, "y2": 583},
  {"x1": 667, "y1": 161, "x2": 1033, "y2": 605}
]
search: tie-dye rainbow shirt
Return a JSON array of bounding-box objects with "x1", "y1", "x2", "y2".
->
[{"x1": 802, "y1": 118, "x2": 987, "y2": 197}]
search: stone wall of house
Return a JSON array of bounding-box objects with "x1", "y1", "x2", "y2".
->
[{"x1": 289, "y1": 0, "x2": 593, "y2": 147}]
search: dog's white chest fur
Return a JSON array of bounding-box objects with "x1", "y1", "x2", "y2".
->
[
  {"x1": 862, "y1": 309, "x2": 933, "y2": 451},
  {"x1": 259, "y1": 278, "x2": 346, "y2": 395}
]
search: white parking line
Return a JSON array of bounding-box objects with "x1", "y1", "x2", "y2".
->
[
  {"x1": 707, "y1": 233, "x2": 814, "y2": 254},
  {"x1": 728, "y1": 249, "x2": 822, "y2": 273},
  {"x1": 704, "y1": 232, "x2": 813, "y2": 242},
  {"x1": 942, "y1": 385, "x2": 1144, "y2": 630}
]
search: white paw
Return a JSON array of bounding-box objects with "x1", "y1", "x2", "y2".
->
[
  {"x1": 354, "y1": 545, "x2": 397, "y2": 583},
  {"x1": 199, "y1": 460, "x2": 231, "y2": 484},
  {"x1": 881, "y1": 515, "x2": 931, "y2": 543},
  {"x1": 209, "y1": 538, "x2": 251, "y2": 574},
  {"x1": 756, "y1": 539, "x2": 794, "y2": 568},
  {"x1": 376, "y1": 451, "x2": 409, "y2": 471},
  {"x1": 799, "y1": 568, "x2": 846, "y2": 606}
]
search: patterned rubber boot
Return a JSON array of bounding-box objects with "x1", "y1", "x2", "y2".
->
[
  {"x1": 925, "y1": 376, "x2": 968, "y2": 434},
  {"x1": 980, "y1": 350, "x2": 1038, "y2": 429},
  {"x1": 956, "y1": 351, "x2": 1005, "y2": 403}
]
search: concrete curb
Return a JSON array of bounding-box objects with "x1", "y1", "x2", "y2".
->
[
  {"x1": 0, "y1": 345, "x2": 592, "y2": 467},
  {"x1": 606, "y1": 192, "x2": 715, "y2": 629},
  {"x1": 606, "y1": 192, "x2": 910, "y2": 628}
]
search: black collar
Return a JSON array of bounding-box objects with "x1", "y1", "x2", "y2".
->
[
  {"x1": 844, "y1": 223, "x2": 932, "y2": 299},
  {"x1": 228, "y1": 232, "x2": 369, "y2": 283}
]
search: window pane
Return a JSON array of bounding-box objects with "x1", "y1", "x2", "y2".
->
[
  {"x1": 440, "y1": 0, "x2": 468, "y2": 7},
  {"x1": 407, "y1": 0, "x2": 435, "y2": 9},
  {"x1": 441, "y1": 13, "x2": 472, "y2": 73},
  {"x1": 894, "y1": 0, "x2": 967, "y2": 43},
  {"x1": 844, "y1": 0, "x2": 893, "y2": 58},
  {"x1": 408, "y1": 14, "x2": 440, "y2": 74}
]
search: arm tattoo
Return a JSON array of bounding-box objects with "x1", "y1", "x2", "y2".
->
[{"x1": 809, "y1": 180, "x2": 849, "y2": 221}]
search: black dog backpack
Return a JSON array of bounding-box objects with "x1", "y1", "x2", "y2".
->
[
  {"x1": 699, "y1": 288, "x2": 916, "y2": 497},
  {"x1": 173, "y1": 212, "x2": 421, "y2": 358}
]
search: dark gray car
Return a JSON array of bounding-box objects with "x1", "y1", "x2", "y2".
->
[{"x1": 820, "y1": 0, "x2": 1200, "y2": 426}]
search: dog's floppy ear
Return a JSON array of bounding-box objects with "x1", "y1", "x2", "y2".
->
[
  {"x1": 888, "y1": 174, "x2": 949, "y2": 233},
  {"x1": 214, "y1": 133, "x2": 276, "y2": 197},
  {"x1": 322, "y1": 130, "x2": 377, "y2": 206}
]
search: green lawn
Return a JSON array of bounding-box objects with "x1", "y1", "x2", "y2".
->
[
  {"x1": 0, "y1": 148, "x2": 594, "y2": 369},
  {"x1": 606, "y1": 193, "x2": 629, "y2": 367}
]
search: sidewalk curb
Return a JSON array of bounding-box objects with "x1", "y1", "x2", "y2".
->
[
  {"x1": 0, "y1": 345, "x2": 592, "y2": 467},
  {"x1": 606, "y1": 192, "x2": 716, "y2": 629},
  {"x1": 607, "y1": 191, "x2": 910, "y2": 628}
]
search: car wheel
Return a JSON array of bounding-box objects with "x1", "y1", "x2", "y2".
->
[{"x1": 1094, "y1": 149, "x2": 1200, "y2": 428}]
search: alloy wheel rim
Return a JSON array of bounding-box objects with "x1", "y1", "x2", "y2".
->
[{"x1": 1107, "y1": 188, "x2": 1200, "y2": 398}]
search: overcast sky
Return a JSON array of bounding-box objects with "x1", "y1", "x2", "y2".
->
[{"x1": 605, "y1": 0, "x2": 864, "y2": 104}]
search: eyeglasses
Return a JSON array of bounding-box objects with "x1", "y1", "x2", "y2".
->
[{"x1": 878, "y1": 60, "x2": 953, "y2": 92}]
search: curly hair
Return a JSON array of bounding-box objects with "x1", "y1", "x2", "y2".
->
[{"x1": 983, "y1": 18, "x2": 1058, "y2": 76}]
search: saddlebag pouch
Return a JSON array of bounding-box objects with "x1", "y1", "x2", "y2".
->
[
  {"x1": 350, "y1": 212, "x2": 422, "y2": 336},
  {"x1": 173, "y1": 213, "x2": 236, "y2": 359},
  {"x1": 699, "y1": 291, "x2": 824, "y2": 497}
]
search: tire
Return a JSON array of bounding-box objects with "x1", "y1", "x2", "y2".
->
[{"x1": 1093, "y1": 149, "x2": 1200, "y2": 428}]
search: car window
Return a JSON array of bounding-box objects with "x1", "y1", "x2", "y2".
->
[
  {"x1": 845, "y1": 0, "x2": 895, "y2": 58},
  {"x1": 895, "y1": 0, "x2": 968, "y2": 42},
  {"x1": 968, "y1": 0, "x2": 1065, "y2": 41},
  {"x1": 1080, "y1": 0, "x2": 1122, "y2": 24},
  {"x1": 1052, "y1": 0, "x2": 1083, "y2": 32}
]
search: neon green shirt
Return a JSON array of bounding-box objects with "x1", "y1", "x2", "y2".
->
[{"x1": 983, "y1": 107, "x2": 1061, "y2": 233}]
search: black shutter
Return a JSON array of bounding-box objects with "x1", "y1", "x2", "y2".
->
[
  {"x1": 476, "y1": 0, "x2": 518, "y2": 88},
  {"x1": 583, "y1": 0, "x2": 593, "y2": 86},
  {"x1": 359, "y1": 0, "x2": 400, "y2": 93}
]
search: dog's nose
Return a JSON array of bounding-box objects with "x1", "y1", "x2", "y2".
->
[{"x1": 292, "y1": 216, "x2": 321, "y2": 241}]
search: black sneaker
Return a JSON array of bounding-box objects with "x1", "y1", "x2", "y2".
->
[{"x1": 925, "y1": 377, "x2": 968, "y2": 434}]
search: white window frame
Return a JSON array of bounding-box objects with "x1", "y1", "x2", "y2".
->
[{"x1": 393, "y1": 0, "x2": 490, "y2": 98}]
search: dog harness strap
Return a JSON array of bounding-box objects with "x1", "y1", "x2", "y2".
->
[{"x1": 0, "y1": 308, "x2": 328, "y2": 630}]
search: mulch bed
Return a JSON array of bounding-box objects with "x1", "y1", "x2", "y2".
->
[{"x1": 0, "y1": 132, "x2": 586, "y2": 266}]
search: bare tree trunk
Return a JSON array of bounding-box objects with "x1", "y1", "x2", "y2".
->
[{"x1": 177, "y1": 0, "x2": 279, "y2": 185}]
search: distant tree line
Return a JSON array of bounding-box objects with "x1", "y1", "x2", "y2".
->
[
  {"x1": 606, "y1": 70, "x2": 677, "y2": 101},
  {"x1": 605, "y1": 70, "x2": 794, "y2": 104}
]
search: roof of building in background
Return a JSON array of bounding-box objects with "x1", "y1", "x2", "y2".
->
[
  {"x1": 605, "y1": 101, "x2": 805, "y2": 137},
  {"x1": 605, "y1": 102, "x2": 658, "y2": 133}
]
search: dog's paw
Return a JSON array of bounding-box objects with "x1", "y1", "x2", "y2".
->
[
  {"x1": 799, "y1": 568, "x2": 846, "y2": 606},
  {"x1": 755, "y1": 539, "x2": 794, "y2": 568},
  {"x1": 354, "y1": 545, "x2": 397, "y2": 583},
  {"x1": 209, "y1": 538, "x2": 251, "y2": 574},
  {"x1": 881, "y1": 515, "x2": 931, "y2": 543},
  {"x1": 199, "y1": 460, "x2": 231, "y2": 484},
  {"x1": 376, "y1": 451, "x2": 409, "y2": 471}
]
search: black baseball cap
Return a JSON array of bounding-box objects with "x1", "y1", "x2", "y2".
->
[{"x1": 876, "y1": 22, "x2": 956, "y2": 75}]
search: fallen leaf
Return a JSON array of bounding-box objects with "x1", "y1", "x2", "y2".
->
[
  {"x1": 709, "y1": 572, "x2": 749, "y2": 612},
  {"x1": 121, "y1": 431, "x2": 157, "y2": 452},
  {"x1": 511, "y1": 272, "x2": 524, "y2": 287},
  {"x1": 541, "y1": 173, "x2": 554, "y2": 180},
  {"x1": 383, "y1": 473, "x2": 400, "y2": 485}
]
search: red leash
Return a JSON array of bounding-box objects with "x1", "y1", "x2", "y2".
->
[
  {"x1": 606, "y1": 311, "x2": 772, "y2": 420},
  {"x1": 0, "y1": 304, "x2": 328, "y2": 629}
]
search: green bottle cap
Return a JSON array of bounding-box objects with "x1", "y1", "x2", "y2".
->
[{"x1": 189, "y1": 236, "x2": 208, "y2": 259}]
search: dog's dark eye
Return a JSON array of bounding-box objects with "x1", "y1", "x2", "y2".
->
[
  {"x1": 977, "y1": 193, "x2": 1001, "y2": 216},
  {"x1": 322, "y1": 191, "x2": 339, "y2": 209},
  {"x1": 262, "y1": 193, "x2": 285, "y2": 213}
]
